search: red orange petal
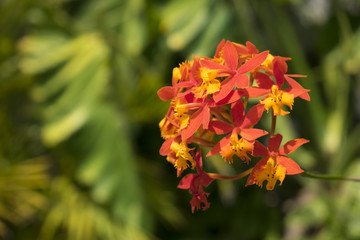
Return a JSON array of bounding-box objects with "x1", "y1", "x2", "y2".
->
[
  {"x1": 242, "y1": 104, "x2": 265, "y2": 128},
  {"x1": 285, "y1": 76, "x2": 310, "y2": 101},
  {"x1": 213, "y1": 76, "x2": 236, "y2": 102},
  {"x1": 214, "y1": 90, "x2": 244, "y2": 106},
  {"x1": 159, "y1": 137, "x2": 174, "y2": 156},
  {"x1": 268, "y1": 134, "x2": 283, "y2": 152},
  {"x1": 206, "y1": 134, "x2": 231, "y2": 157},
  {"x1": 215, "y1": 39, "x2": 226, "y2": 58},
  {"x1": 273, "y1": 58, "x2": 287, "y2": 88},
  {"x1": 240, "y1": 128, "x2": 268, "y2": 141},
  {"x1": 178, "y1": 174, "x2": 196, "y2": 189},
  {"x1": 252, "y1": 141, "x2": 269, "y2": 157},
  {"x1": 157, "y1": 86, "x2": 176, "y2": 101},
  {"x1": 234, "y1": 74, "x2": 249, "y2": 88},
  {"x1": 238, "y1": 51, "x2": 269, "y2": 74},
  {"x1": 223, "y1": 41, "x2": 239, "y2": 70},
  {"x1": 181, "y1": 108, "x2": 204, "y2": 141},
  {"x1": 246, "y1": 41, "x2": 259, "y2": 54},
  {"x1": 279, "y1": 138, "x2": 309, "y2": 155},
  {"x1": 255, "y1": 72, "x2": 274, "y2": 89},
  {"x1": 208, "y1": 121, "x2": 233, "y2": 134},
  {"x1": 200, "y1": 59, "x2": 229, "y2": 72},
  {"x1": 231, "y1": 99, "x2": 245, "y2": 127},
  {"x1": 244, "y1": 87, "x2": 270, "y2": 98},
  {"x1": 277, "y1": 156, "x2": 303, "y2": 175}
]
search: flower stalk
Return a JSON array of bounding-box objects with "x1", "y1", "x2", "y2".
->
[
  {"x1": 191, "y1": 136, "x2": 216, "y2": 148},
  {"x1": 208, "y1": 168, "x2": 253, "y2": 180},
  {"x1": 270, "y1": 110, "x2": 277, "y2": 136},
  {"x1": 301, "y1": 171, "x2": 360, "y2": 182}
]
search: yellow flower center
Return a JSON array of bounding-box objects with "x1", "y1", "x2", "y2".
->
[
  {"x1": 193, "y1": 67, "x2": 220, "y2": 98},
  {"x1": 260, "y1": 85, "x2": 294, "y2": 116},
  {"x1": 159, "y1": 117, "x2": 177, "y2": 139},
  {"x1": 214, "y1": 50, "x2": 225, "y2": 65},
  {"x1": 172, "y1": 100, "x2": 190, "y2": 131},
  {"x1": 254, "y1": 157, "x2": 286, "y2": 190},
  {"x1": 220, "y1": 133, "x2": 253, "y2": 163},
  {"x1": 169, "y1": 141, "x2": 195, "y2": 172},
  {"x1": 172, "y1": 60, "x2": 192, "y2": 84},
  {"x1": 172, "y1": 67, "x2": 182, "y2": 83},
  {"x1": 261, "y1": 53, "x2": 274, "y2": 69}
]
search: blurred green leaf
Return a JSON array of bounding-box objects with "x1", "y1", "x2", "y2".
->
[
  {"x1": 0, "y1": 157, "x2": 49, "y2": 238},
  {"x1": 161, "y1": 0, "x2": 211, "y2": 50},
  {"x1": 39, "y1": 177, "x2": 149, "y2": 240}
]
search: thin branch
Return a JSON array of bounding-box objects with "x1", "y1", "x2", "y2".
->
[
  {"x1": 212, "y1": 109, "x2": 233, "y2": 125},
  {"x1": 208, "y1": 168, "x2": 253, "y2": 180},
  {"x1": 301, "y1": 171, "x2": 360, "y2": 182},
  {"x1": 191, "y1": 136, "x2": 216, "y2": 148},
  {"x1": 270, "y1": 109, "x2": 276, "y2": 136}
]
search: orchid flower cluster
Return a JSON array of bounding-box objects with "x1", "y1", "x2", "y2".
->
[{"x1": 158, "y1": 39, "x2": 310, "y2": 212}]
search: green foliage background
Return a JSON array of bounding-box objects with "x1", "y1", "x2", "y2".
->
[{"x1": 1, "y1": 0, "x2": 360, "y2": 239}]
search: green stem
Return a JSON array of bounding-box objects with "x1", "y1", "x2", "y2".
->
[
  {"x1": 301, "y1": 171, "x2": 360, "y2": 182},
  {"x1": 191, "y1": 136, "x2": 216, "y2": 148},
  {"x1": 212, "y1": 110, "x2": 232, "y2": 126},
  {"x1": 208, "y1": 168, "x2": 253, "y2": 180},
  {"x1": 270, "y1": 109, "x2": 276, "y2": 136}
]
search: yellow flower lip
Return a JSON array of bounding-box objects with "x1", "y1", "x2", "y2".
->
[
  {"x1": 254, "y1": 157, "x2": 286, "y2": 190},
  {"x1": 170, "y1": 141, "x2": 196, "y2": 172},
  {"x1": 172, "y1": 67, "x2": 181, "y2": 83},
  {"x1": 159, "y1": 117, "x2": 177, "y2": 139},
  {"x1": 172, "y1": 60, "x2": 193, "y2": 84},
  {"x1": 193, "y1": 67, "x2": 220, "y2": 98},
  {"x1": 220, "y1": 132, "x2": 253, "y2": 164},
  {"x1": 170, "y1": 99, "x2": 190, "y2": 131},
  {"x1": 260, "y1": 85, "x2": 294, "y2": 116},
  {"x1": 174, "y1": 104, "x2": 189, "y2": 131},
  {"x1": 261, "y1": 53, "x2": 274, "y2": 69}
]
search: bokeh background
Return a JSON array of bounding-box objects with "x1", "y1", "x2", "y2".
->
[{"x1": 1, "y1": 0, "x2": 360, "y2": 239}]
